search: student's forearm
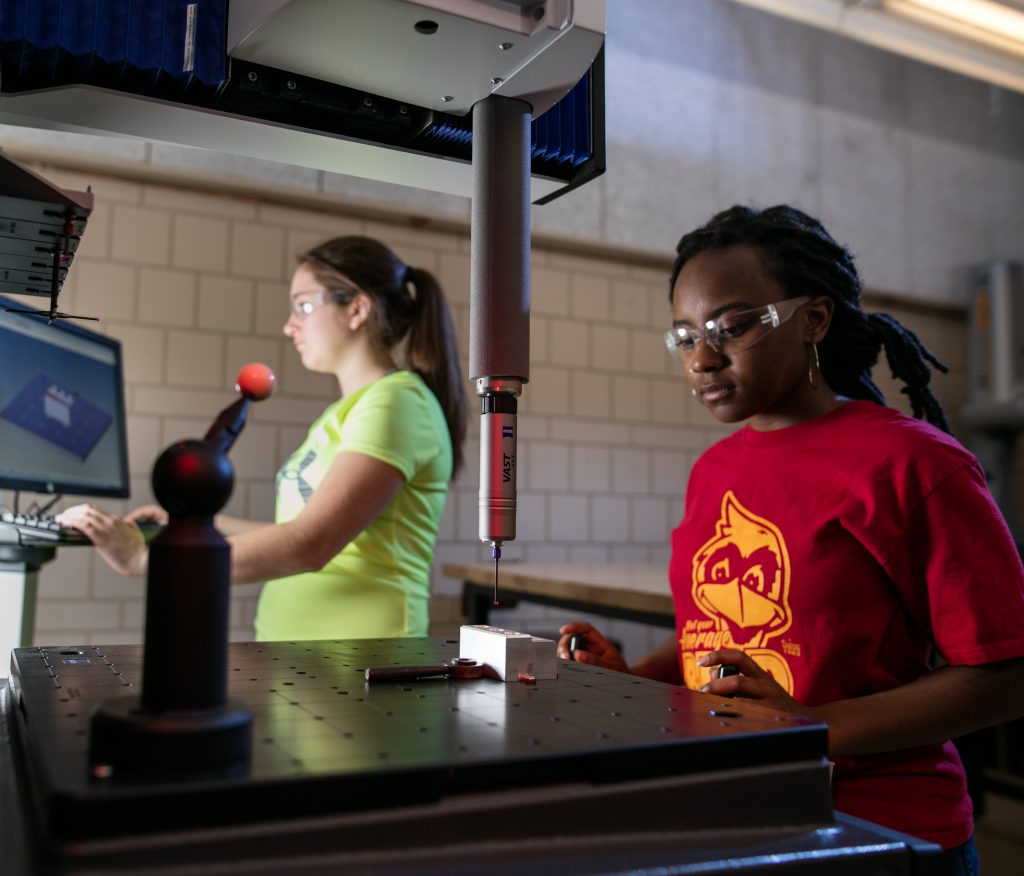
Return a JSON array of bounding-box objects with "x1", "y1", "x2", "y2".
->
[
  {"x1": 227, "y1": 522, "x2": 327, "y2": 584},
  {"x1": 630, "y1": 635, "x2": 683, "y2": 684},
  {"x1": 223, "y1": 452, "x2": 404, "y2": 585},
  {"x1": 809, "y1": 659, "x2": 1024, "y2": 757},
  {"x1": 215, "y1": 514, "x2": 267, "y2": 536}
]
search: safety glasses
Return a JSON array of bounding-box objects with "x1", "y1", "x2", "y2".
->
[{"x1": 664, "y1": 296, "x2": 810, "y2": 361}]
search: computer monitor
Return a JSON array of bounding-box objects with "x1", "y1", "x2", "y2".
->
[{"x1": 0, "y1": 294, "x2": 129, "y2": 499}]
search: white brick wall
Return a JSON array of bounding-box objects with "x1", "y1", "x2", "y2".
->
[
  {"x1": 172, "y1": 214, "x2": 231, "y2": 273},
  {"x1": 138, "y1": 267, "x2": 197, "y2": 327},
  {"x1": 2, "y1": 163, "x2": 970, "y2": 661}
]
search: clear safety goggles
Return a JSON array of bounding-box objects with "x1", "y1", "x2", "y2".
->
[{"x1": 664, "y1": 296, "x2": 810, "y2": 361}]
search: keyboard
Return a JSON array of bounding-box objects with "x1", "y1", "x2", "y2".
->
[{"x1": 0, "y1": 511, "x2": 91, "y2": 545}]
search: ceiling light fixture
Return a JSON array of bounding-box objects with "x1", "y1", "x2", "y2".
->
[
  {"x1": 726, "y1": 0, "x2": 1024, "y2": 93},
  {"x1": 887, "y1": 0, "x2": 1024, "y2": 53}
]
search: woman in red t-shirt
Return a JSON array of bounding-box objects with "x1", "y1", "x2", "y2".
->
[{"x1": 558, "y1": 205, "x2": 1024, "y2": 875}]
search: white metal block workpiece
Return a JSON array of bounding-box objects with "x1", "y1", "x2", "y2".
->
[{"x1": 460, "y1": 624, "x2": 557, "y2": 681}]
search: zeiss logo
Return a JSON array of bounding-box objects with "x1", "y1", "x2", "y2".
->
[{"x1": 502, "y1": 425, "x2": 514, "y2": 438}]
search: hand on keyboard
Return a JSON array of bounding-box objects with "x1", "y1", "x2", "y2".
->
[
  {"x1": 55, "y1": 504, "x2": 148, "y2": 575},
  {"x1": 0, "y1": 511, "x2": 90, "y2": 545}
]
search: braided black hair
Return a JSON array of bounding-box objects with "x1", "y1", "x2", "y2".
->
[{"x1": 669, "y1": 205, "x2": 950, "y2": 432}]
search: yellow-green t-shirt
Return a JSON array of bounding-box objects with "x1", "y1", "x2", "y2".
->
[{"x1": 253, "y1": 370, "x2": 451, "y2": 640}]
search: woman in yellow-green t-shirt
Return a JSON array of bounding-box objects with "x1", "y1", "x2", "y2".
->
[
  {"x1": 256, "y1": 369, "x2": 451, "y2": 639},
  {"x1": 63, "y1": 237, "x2": 467, "y2": 641}
]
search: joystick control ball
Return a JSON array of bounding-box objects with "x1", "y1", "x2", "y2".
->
[
  {"x1": 236, "y1": 363, "x2": 276, "y2": 401},
  {"x1": 152, "y1": 440, "x2": 234, "y2": 517}
]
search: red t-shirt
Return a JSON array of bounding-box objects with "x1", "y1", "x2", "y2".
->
[{"x1": 669, "y1": 401, "x2": 1024, "y2": 848}]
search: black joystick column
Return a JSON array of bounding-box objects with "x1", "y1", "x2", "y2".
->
[{"x1": 89, "y1": 364, "x2": 276, "y2": 777}]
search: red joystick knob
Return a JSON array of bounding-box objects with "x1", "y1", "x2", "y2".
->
[{"x1": 235, "y1": 363, "x2": 276, "y2": 401}]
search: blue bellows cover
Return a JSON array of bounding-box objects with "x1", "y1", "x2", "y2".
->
[
  {"x1": 0, "y1": 2, "x2": 601, "y2": 189},
  {"x1": 416, "y1": 70, "x2": 595, "y2": 174},
  {"x1": 0, "y1": 0, "x2": 228, "y2": 100}
]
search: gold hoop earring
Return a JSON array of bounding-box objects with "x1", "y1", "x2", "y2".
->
[{"x1": 808, "y1": 343, "x2": 821, "y2": 390}]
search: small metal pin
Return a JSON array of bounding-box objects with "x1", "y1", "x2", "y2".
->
[{"x1": 490, "y1": 542, "x2": 501, "y2": 606}]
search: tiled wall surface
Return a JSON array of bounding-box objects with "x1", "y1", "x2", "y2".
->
[
  {"x1": 2, "y1": 165, "x2": 969, "y2": 660},
  {"x1": 1, "y1": 1, "x2": 1021, "y2": 309},
  {"x1": 2, "y1": 0, "x2": 1018, "y2": 659}
]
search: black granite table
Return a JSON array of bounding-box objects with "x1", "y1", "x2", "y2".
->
[{"x1": 1, "y1": 637, "x2": 943, "y2": 874}]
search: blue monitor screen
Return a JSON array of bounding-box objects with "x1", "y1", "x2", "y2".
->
[{"x1": 0, "y1": 295, "x2": 129, "y2": 498}]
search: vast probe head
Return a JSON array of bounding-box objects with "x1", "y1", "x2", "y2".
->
[{"x1": 469, "y1": 97, "x2": 532, "y2": 605}]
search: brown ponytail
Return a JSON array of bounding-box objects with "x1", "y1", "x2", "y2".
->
[{"x1": 403, "y1": 266, "x2": 468, "y2": 476}]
